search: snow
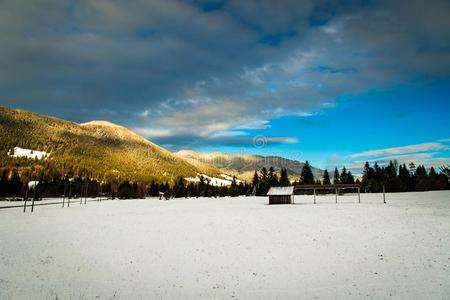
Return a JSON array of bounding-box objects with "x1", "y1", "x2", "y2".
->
[
  {"x1": 185, "y1": 173, "x2": 241, "y2": 186},
  {"x1": 220, "y1": 174, "x2": 242, "y2": 183},
  {"x1": 8, "y1": 147, "x2": 48, "y2": 160},
  {"x1": 267, "y1": 186, "x2": 294, "y2": 195},
  {"x1": 1, "y1": 191, "x2": 450, "y2": 299}
]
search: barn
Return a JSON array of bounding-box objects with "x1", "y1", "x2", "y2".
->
[{"x1": 267, "y1": 186, "x2": 294, "y2": 204}]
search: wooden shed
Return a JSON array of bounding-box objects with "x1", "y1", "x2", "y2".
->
[{"x1": 267, "y1": 186, "x2": 294, "y2": 204}]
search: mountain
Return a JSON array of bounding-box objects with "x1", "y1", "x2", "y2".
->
[
  {"x1": 0, "y1": 106, "x2": 219, "y2": 183},
  {"x1": 175, "y1": 150, "x2": 324, "y2": 182}
]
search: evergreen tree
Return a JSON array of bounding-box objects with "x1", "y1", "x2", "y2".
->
[
  {"x1": 300, "y1": 161, "x2": 314, "y2": 184},
  {"x1": 198, "y1": 175, "x2": 206, "y2": 197},
  {"x1": 117, "y1": 180, "x2": 132, "y2": 199},
  {"x1": 372, "y1": 162, "x2": 383, "y2": 192},
  {"x1": 398, "y1": 163, "x2": 410, "y2": 191},
  {"x1": 415, "y1": 165, "x2": 429, "y2": 191},
  {"x1": 333, "y1": 167, "x2": 340, "y2": 184},
  {"x1": 148, "y1": 180, "x2": 159, "y2": 196},
  {"x1": 340, "y1": 167, "x2": 348, "y2": 184},
  {"x1": 0, "y1": 170, "x2": 8, "y2": 197},
  {"x1": 9, "y1": 170, "x2": 22, "y2": 197},
  {"x1": 172, "y1": 177, "x2": 186, "y2": 198},
  {"x1": 346, "y1": 171, "x2": 355, "y2": 184},
  {"x1": 361, "y1": 162, "x2": 373, "y2": 192},
  {"x1": 251, "y1": 170, "x2": 259, "y2": 194},
  {"x1": 279, "y1": 168, "x2": 290, "y2": 186},
  {"x1": 268, "y1": 167, "x2": 279, "y2": 187},
  {"x1": 229, "y1": 176, "x2": 238, "y2": 197},
  {"x1": 257, "y1": 167, "x2": 269, "y2": 195},
  {"x1": 322, "y1": 169, "x2": 331, "y2": 185}
]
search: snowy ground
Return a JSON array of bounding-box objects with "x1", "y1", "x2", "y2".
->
[{"x1": 1, "y1": 191, "x2": 449, "y2": 299}]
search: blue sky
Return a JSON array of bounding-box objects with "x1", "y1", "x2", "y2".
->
[
  {"x1": 0, "y1": 0, "x2": 449, "y2": 171},
  {"x1": 199, "y1": 80, "x2": 450, "y2": 171}
]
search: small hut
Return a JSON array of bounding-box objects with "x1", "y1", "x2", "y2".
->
[{"x1": 267, "y1": 186, "x2": 294, "y2": 204}]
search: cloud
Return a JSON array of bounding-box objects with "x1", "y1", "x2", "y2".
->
[
  {"x1": 337, "y1": 141, "x2": 450, "y2": 174},
  {"x1": 0, "y1": 0, "x2": 450, "y2": 148},
  {"x1": 151, "y1": 134, "x2": 298, "y2": 151},
  {"x1": 350, "y1": 143, "x2": 448, "y2": 158}
]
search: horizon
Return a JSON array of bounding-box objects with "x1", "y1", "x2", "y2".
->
[{"x1": 0, "y1": 1, "x2": 449, "y2": 171}]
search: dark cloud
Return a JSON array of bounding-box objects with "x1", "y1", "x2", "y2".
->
[{"x1": 0, "y1": 0, "x2": 449, "y2": 148}]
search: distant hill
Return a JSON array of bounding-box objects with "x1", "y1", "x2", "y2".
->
[
  {"x1": 0, "y1": 106, "x2": 220, "y2": 183},
  {"x1": 175, "y1": 150, "x2": 324, "y2": 182},
  {"x1": 0, "y1": 106, "x2": 323, "y2": 184}
]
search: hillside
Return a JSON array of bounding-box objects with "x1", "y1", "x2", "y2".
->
[
  {"x1": 175, "y1": 150, "x2": 324, "y2": 181},
  {"x1": 0, "y1": 106, "x2": 207, "y2": 183}
]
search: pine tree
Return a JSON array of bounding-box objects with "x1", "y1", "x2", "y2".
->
[
  {"x1": 257, "y1": 167, "x2": 269, "y2": 195},
  {"x1": 322, "y1": 169, "x2": 331, "y2": 185},
  {"x1": 300, "y1": 161, "x2": 314, "y2": 184},
  {"x1": 117, "y1": 180, "x2": 132, "y2": 199},
  {"x1": 415, "y1": 165, "x2": 429, "y2": 191},
  {"x1": 268, "y1": 167, "x2": 279, "y2": 187},
  {"x1": 251, "y1": 170, "x2": 259, "y2": 192},
  {"x1": 148, "y1": 180, "x2": 159, "y2": 196},
  {"x1": 346, "y1": 171, "x2": 355, "y2": 184},
  {"x1": 9, "y1": 170, "x2": 22, "y2": 197},
  {"x1": 361, "y1": 162, "x2": 373, "y2": 192},
  {"x1": 398, "y1": 163, "x2": 410, "y2": 191},
  {"x1": 0, "y1": 170, "x2": 8, "y2": 197},
  {"x1": 172, "y1": 177, "x2": 186, "y2": 198},
  {"x1": 229, "y1": 176, "x2": 238, "y2": 197},
  {"x1": 340, "y1": 167, "x2": 348, "y2": 184},
  {"x1": 279, "y1": 168, "x2": 289, "y2": 186},
  {"x1": 333, "y1": 167, "x2": 340, "y2": 184}
]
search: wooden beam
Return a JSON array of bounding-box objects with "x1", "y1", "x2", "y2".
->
[{"x1": 294, "y1": 184, "x2": 360, "y2": 190}]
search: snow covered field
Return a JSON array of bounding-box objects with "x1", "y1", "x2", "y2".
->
[{"x1": 1, "y1": 191, "x2": 449, "y2": 299}]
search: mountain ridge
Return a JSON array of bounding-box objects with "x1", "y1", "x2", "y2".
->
[
  {"x1": 175, "y1": 150, "x2": 324, "y2": 181},
  {"x1": 0, "y1": 106, "x2": 205, "y2": 183}
]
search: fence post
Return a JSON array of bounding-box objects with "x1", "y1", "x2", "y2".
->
[
  {"x1": 84, "y1": 180, "x2": 87, "y2": 205},
  {"x1": 79, "y1": 184, "x2": 83, "y2": 205},
  {"x1": 31, "y1": 183, "x2": 36, "y2": 213},
  {"x1": 62, "y1": 181, "x2": 67, "y2": 208},
  {"x1": 383, "y1": 184, "x2": 386, "y2": 204},
  {"x1": 335, "y1": 188, "x2": 338, "y2": 203},
  {"x1": 23, "y1": 185, "x2": 28, "y2": 212},
  {"x1": 313, "y1": 189, "x2": 316, "y2": 204},
  {"x1": 68, "y1": 182, "x2": 72, "y2": 207},
  {"x1": 358, "y1": 187, "x2": 361, "y2": 203}
]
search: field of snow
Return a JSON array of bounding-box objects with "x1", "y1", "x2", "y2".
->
[{"x1": 1, "y1": 191, "x2": 449, "y2": 299}]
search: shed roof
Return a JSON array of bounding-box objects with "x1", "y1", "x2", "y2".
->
[{"x1": 267, "y1": 186, "x2": 294, "y2": 196}]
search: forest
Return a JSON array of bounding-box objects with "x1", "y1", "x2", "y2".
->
[{"x1": 0, "y1": 159, "x2": 448, "y2": 200}]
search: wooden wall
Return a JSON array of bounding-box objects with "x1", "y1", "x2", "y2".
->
[{"x1": 269, "y1": 195, "x2": 292, "y2": 205}]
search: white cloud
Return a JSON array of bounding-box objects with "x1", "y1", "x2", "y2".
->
[
  {"x1": 1, "y1": 0, "x2": 450, "y2": 149},
  {"x1": 350, "y1": 143, "x2": 448, "y2": 158},
  {"x1": 132, "y1": 128, "x2": 173, "y2": 138}
]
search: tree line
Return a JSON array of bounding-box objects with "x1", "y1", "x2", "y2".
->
[
  {"x1": 0, "y1": 161, "x2": 449, "y2": 200},
  {"x1": 360, "y1": 161, "x2": 449, "y2": 192}
]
